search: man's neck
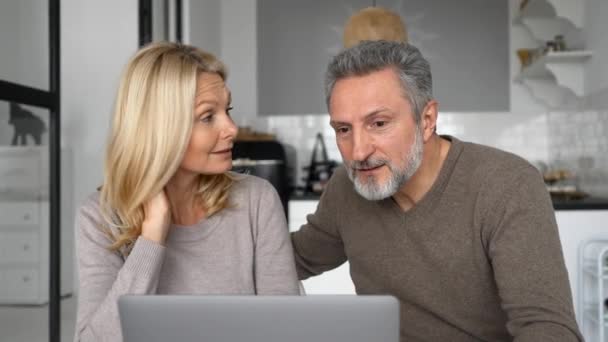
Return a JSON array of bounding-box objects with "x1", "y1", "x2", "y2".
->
[{"x1": 392, "y1": 134, "x2": 451, "y2": 211}]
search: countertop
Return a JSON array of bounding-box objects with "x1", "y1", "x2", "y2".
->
[
  {"x1": 551, "y1": 196, "x2": 608, "y2": 210},
  {"x1": 291, "y1": 193, "x2": 608, "y2": 211}
]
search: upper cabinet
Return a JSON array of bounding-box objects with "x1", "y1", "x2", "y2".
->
[
  {"x1": 513, "y1": 0, "x2": 592, "y2": 107},
  {"x1": 257, "y1": 0, "x2": 510, "y2": 115}
]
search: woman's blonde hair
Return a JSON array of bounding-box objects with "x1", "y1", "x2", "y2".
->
[{"x1": 100, "y1": 41, "x2": 234, "y2": 253}]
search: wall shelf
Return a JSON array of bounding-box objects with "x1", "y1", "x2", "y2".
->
[
  {"x1": 516, "y1": 50, "x2": 592, "y2": 96},
  {"x1": 513, "y1": 0, "x2": 590, "y2": 108}
]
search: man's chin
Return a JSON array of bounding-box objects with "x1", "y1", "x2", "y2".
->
[{"x1": 353, "y1": 179, "x2": 395, "y2": 201}]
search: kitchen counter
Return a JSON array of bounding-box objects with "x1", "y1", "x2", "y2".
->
[
  {"x1": 551, "y1": 196, "x2": 608, "y2": 210},
  {"x1": 291, "y1": 193, "x2": 608, "y2": 211}
]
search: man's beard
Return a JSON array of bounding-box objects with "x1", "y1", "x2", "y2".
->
[{"x1": 345, "y1": 127, "x2": 423, "y2": 201}]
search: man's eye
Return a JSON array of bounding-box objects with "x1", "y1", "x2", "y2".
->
[
  {"x1": 373, "y1": 121, "x2": 387, "y2": 128},
  {"x1": 226, "y1": 106, "x2": 234, "y2": 116},
  {"x1": 336, "y1": 127, "x2": 350, "y2": 134}
]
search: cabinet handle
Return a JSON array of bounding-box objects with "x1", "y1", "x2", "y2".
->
[
  {"x1": 22, "y1": 276, "x2": 30, "y2": 283},
  {"x1": 23, "y1": 244, "x2": 29, "y2": 251},
  {"x1": 23, "y1": 213, "x2": 31, "y2": 221}
]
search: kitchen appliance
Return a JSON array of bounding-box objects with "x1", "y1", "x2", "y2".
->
[{"x1": 232, "y1": 140, "x2": 290, "y2": 218}]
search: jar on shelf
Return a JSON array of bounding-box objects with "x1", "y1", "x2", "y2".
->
[{"x1": 554, "y1": 35, "x2": 566, "y2": 51}]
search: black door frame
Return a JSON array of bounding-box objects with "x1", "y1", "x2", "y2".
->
[
  {"x1": 139, "y1": 0, "x2": 183, "y2": 46},
  {"x1": 0, "y1": 0, "x2": 61, "y2": 341}
]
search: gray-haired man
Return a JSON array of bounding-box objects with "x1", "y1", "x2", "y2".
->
[{"x1": 291, "y1": 41, "x2": 582, "y2": 342}]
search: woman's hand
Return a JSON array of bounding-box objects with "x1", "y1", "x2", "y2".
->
[{"x1": 141, "y1": 190, "x2": 172, "y2": 245}]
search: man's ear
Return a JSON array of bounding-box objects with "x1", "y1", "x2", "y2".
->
[{"x1": 421, "y1": 100, "x2": 438, "y2": 142}]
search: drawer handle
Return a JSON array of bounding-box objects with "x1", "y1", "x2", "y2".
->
[
  {"x1": 23, "y1": 244, "x2": 29, "y2": 251},
  {"x1": 22, "y1": 276, "x2": 30, "y2": 283},
  {"x1": 23, "y1": 213, "x2": 31, "y2": 221}
]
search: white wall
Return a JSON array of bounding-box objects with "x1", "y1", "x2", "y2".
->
[
  {"x1": 219, "y1": 0, "x2": 258, "y2": 127},
  {"x1": 61, "y1": 0, "x2": 138, "y2": 210},
  {"x1": 186, "y1": 0, "x2": 221, "y2": 56}
]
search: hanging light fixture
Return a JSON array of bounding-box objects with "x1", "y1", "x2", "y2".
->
[{"x1": 342, "y1": 6, "x2": 408, "y2": 48}]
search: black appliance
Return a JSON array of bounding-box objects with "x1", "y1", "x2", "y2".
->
[{"x1": 231, "y1": 140, "x2": 290, "y2": 219}]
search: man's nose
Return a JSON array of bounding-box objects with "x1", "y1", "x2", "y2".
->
[{"x1": 352, "y1": 130, "x2": 374, "y2": 162}]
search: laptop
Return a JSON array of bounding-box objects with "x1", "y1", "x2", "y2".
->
[{"x1": 118, "y1": 295, "x2": 399, "y2": 342}]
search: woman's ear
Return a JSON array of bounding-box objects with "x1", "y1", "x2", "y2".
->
[{"x1": 421, "y1": 100, "x2": 438, "y2": 141}]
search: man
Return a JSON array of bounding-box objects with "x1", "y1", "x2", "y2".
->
[{"x1": 291, "y1": 41, "x2": 582, "y2": 341}]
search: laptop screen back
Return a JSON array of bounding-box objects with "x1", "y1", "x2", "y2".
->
[{"x1": 118, "y1": 295, "x2": 399, "y2": 342}]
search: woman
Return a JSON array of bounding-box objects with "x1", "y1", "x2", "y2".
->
[{"x1": 74, "y1": 42, "x2": 299, "y2": 341}]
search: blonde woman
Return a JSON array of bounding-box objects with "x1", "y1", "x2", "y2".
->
[{"x1": 74, "y1": 42, "x2": 299, "y2": 342}]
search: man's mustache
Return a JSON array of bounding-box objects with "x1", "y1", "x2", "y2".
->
[{"x1": 348, "y1": 158, "x2": 389, "y2": 171}]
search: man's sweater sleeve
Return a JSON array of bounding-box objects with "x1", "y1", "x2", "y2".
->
[
  {"x1": 481, "y1": 164, "x2": 583, "y2": 342},
  {"x1": 290, "y1": 171, "x2": 348, "y2": 280},
  {"x1": 74, "y1": 196, "x2": 166, "y2": 342}
]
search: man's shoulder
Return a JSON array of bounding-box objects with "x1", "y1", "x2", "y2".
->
[
  {"x1": 451, "y1": 138, "x2": 545, "y2": 198},
  {"x1": 456, "y1": 138, "x2": 538, "y2": 181}
]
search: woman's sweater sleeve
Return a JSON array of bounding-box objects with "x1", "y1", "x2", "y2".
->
[{"x1": 74, "y1": 195, "x2": 166, "y2": 342}]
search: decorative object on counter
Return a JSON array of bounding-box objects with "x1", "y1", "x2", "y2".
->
[
  {"x1": 235, "y1": 126, "x2": 276, "y2": 141},
  {"x1": 302, "y1": 133, "x2": 339, "y2": 194},
  {"x1": 8, "y1": 102, "x2": 46, "y2": 146},
  {"x1": 342, "y1": 7, "x2": 408, "y2": 49},
  {"x1": 543, "y1": 168, "x2": 588, "y2": 200}
]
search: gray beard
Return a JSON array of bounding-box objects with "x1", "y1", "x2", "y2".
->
[{"x1": 346, "y1": 127, "x2": 423, "y2": 201}]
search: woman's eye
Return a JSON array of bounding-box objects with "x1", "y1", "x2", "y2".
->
[
  {"x1": 200, "y1": 114, "x2": 213, "y2": 123},
  {"x1": 226, "y1": 106, "x2": 233, "y2": 116}
]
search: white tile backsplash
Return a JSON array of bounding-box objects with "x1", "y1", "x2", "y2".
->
[{"x1": 548, "y1": 87, "x2": 608, "y2": 196}]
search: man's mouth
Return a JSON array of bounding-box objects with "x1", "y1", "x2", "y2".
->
[{"x1": 354, "y1": 164, "x2": 384, "y2": 173}]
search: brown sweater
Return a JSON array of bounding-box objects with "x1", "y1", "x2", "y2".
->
[{"x1": 291, "y1": 136, "x2": 582, "y2": 342}]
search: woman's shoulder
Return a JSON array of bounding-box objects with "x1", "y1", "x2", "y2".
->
[
  {"x1": 229, "y1": 172, "x2": 276, "y2": 195},
  {"x1": 77, "y1": 191, "x2": 102, "y2": 218},
  {"x1": 228, "y1": 172, "x2": 280, "y2": 205},
  {"x1": 75, "y1": 191, "x2": 114, "y2": 236}
]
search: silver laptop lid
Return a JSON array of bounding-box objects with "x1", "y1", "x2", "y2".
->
[{"x1": 119, "y1": 295, "x2": 399, "y2": 342}]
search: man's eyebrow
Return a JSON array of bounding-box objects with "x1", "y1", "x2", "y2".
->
[{"x1": 330, "y1": 108, "x2": 391, "y2": 128}]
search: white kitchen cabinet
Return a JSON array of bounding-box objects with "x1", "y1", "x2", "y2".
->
[
  {"x1": 0, "y1": 147, "x2": 74, "y2": 304},
  {"x1": 289, "y1": 199, "x2": 356, "y2": 295}
]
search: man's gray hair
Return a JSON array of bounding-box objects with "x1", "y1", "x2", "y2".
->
[{"x1": 325, "y1": 40, "x2": 433, "y2": 124}]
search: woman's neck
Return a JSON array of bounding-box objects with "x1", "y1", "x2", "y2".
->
[{"x1": 165, "y1": 171, "x2": 206, "y2": 226}]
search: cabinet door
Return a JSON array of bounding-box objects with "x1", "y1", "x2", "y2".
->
[
  {"x1": 0, "y1": 232, "x2": 39, "y2": 264},
  {"x1": 288, "y1": 200, "x2": 319, "y2": 232},
  {"x1": 0, "y1": 148, "x2": 42, "y2": 193},
  {"x1": 289, "y1": 199, "x2": 356, "y2": 294},
  {"x1": 0, "y1": 268, "x2": 40, "y2": 303},
  {"x1": 0, "y1": 202, "x2": 39, "y2": 226}
]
